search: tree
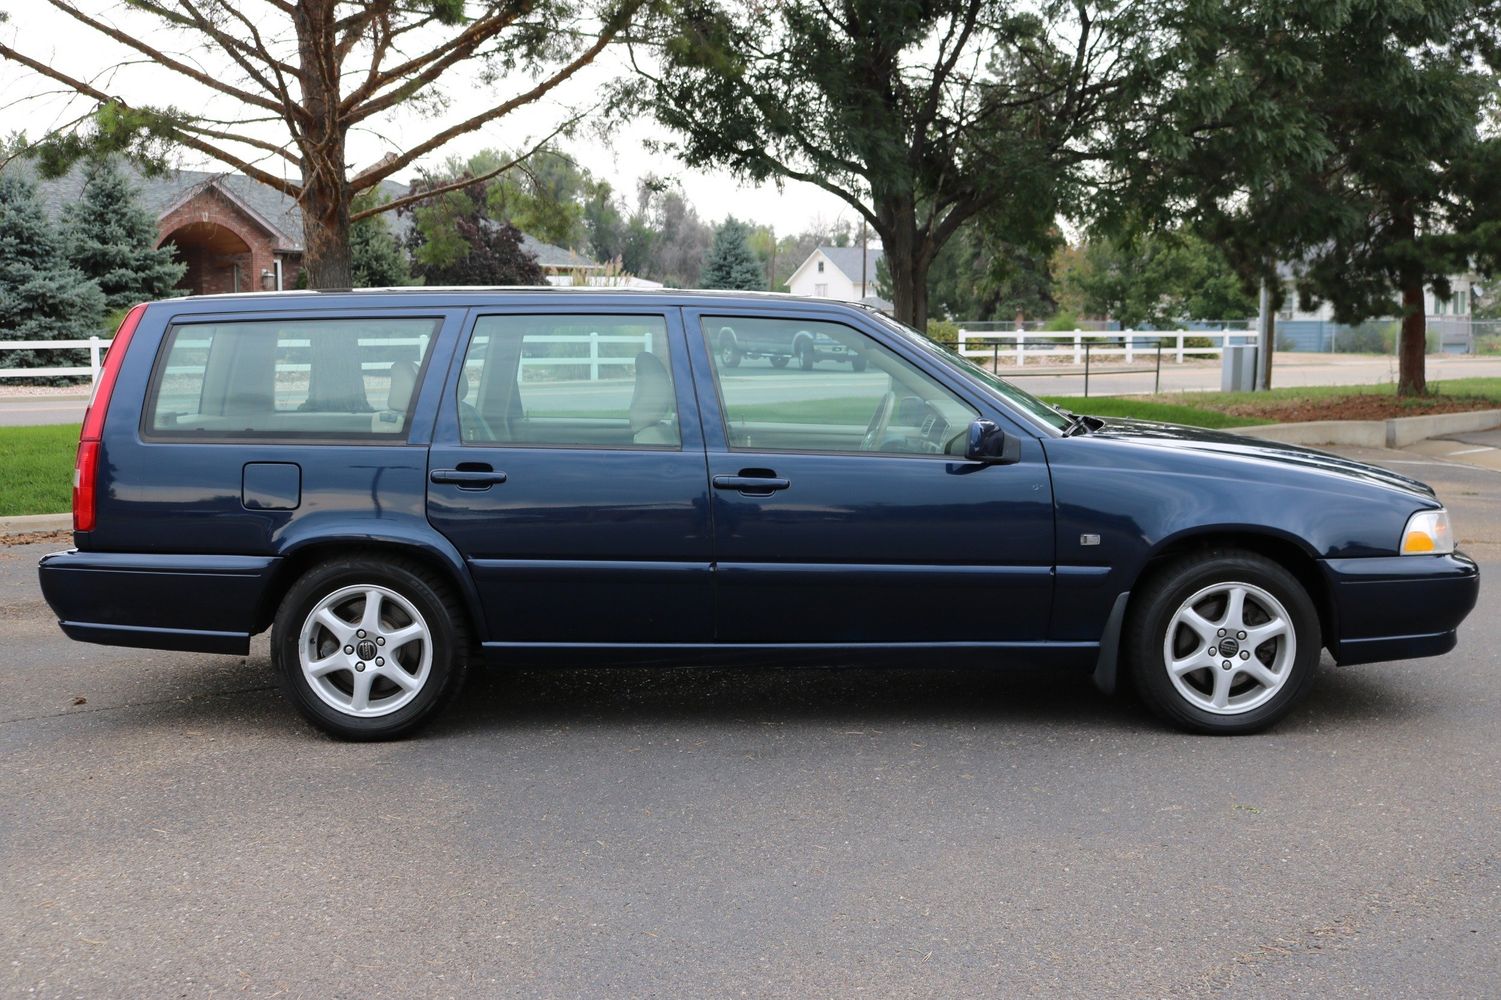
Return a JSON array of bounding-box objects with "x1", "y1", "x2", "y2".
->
[
  {"x1": 0, "y1": 172, "x2": 106, "y2": 372},
  {"x1": 62, "y1": 158, "x2": 185, "y2": 308},
  {"x1": 2, "y1": 0, "x2": 645, "y2": 288},
  {"x1": 404, "y1": 177, "x2": 546, "y2": 286},
  {"x1": 1055, "y1": 231, "x2": 1255, "y2": 328},
  {"x1": 349, "y1": 194, "x2": 412, "y2": 288},
  {"x1": 926, "y1": 224, "x2": 1059, "y2": 324},
  {"x1": 637, "y1": 1, "x2": 1155, "y2": 329},
  {"x1": 701, "y1": 217, "x2": 763, "y2": 290},
  {"x1": 1104, "y1": 1, "x2": 1501, "y2": 394}
]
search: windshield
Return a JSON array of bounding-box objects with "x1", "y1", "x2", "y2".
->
[{"x1": 868, "y1": 312, "x2": 1072, "y2": 432}]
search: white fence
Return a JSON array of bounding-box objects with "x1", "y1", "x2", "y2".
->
[
  {"x1": 0, "y1": 337, "x2": 111, "y2": 383},
  {"x1": 955, "y1": 329, "x2": 1255, "y2": 366},
  {"x1": 518, "y1": 331, "x2": 655, "y2": 381}
]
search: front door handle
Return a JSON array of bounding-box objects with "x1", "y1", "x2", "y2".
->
[
  {"x1": 713, "y1": 473, "x2": 791, "y2": 497},
  {"x1": 430, "y1": 468, "x2": 508, "y2": 489}
]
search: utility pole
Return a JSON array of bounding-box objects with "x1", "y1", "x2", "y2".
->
[
  {"x1": 860, "y1": 221, "x2": 869, "y2": 298},
  {"x1": 769, "y1": 226, "x2": 777, "y2": 292},
  {"x1": 1255, "y1": 276, "x2": 1271, "y2": 391}
]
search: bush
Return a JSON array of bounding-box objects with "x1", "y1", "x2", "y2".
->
[
  {"x1": 1043, "y1": 311, "x2": 1078, "y2": 331},
  {"x1": 1477, "y1": 335, "x2": 1501, "y2": 355},
  {"x1": 926, "y1": 318, "x2": 960, "y2": 346}
]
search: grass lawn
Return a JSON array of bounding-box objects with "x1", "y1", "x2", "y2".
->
[
  {"x1": 0, "y1": 424, "x2": 78, "y2": 516},
  {"x1": 1048, "y1": 377, "x2": 1501, "y2": 429}
]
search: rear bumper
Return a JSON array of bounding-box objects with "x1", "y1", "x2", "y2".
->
[
  {"x1": 37, "y1": 549, "x2": 280, "y2": 655},
  {"x1": 1321, "y1": 553, "x2": 1480, "y2": 666}
]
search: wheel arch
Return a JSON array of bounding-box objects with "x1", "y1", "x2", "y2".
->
[
  {"x1": 257, "y1": 534, "x2": 485, "y2": 644},
  {"x1": 1134, "y1": 527, "x2": 1335, "y2": 651}
]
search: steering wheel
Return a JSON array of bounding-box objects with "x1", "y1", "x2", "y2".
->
[{"x1": 860, "y1": 391, "x2": 897, "y2": 451}]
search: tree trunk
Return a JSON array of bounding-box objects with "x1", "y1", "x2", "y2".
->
[
  {"x1": 293, "y1": 0, "x2": 353, "y2": 290},
  {"x1": 1262, "y1": 312, "x2": 1275, "y2": 390},
  {"x1": 1399, "y1": 280, "x2": 1427, "y2": 396},
  {"x1": 880, "y1": 212, "x2": 930, "y2": 332}
]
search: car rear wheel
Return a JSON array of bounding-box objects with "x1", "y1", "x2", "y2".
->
[
  {"x1": 769, "y1": 355, "x2": 790, "y2": 368},
  {"x1": 797, "y1": 340, "x2": 816, "y2": 370},
  {"x1": 718, "y1": 332, "x2": 742, "y2": 367},
  {"x1": 272, "y1": 557, "x2": 468, "y2": 740},
  {"x1": 1126, "y1": 550, "x2": 1319, "y2": 734}
]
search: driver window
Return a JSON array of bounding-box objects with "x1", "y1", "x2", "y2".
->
[{"x1": 701, "y1": 316, "x2": 976, "y2": 455}]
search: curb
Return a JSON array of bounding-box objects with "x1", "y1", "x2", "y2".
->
[
  {"x1": 1232, "y1": 409, "x2": 1501, "y2": 448},
  {"x1": 0, "y1": 513, "x2": 72, "y2": 537}
]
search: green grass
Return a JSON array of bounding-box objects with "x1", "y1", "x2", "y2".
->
[
  {"x1": 1040, "y1": 395, "x2": 1265, "y2": 428},
  {"x1": 0, "y1": 424, "x2": 79, "y2": 516}
]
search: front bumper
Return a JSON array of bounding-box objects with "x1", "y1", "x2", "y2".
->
[
  {"x1": 37, "y1": 549, "x2": 280, "y2": 655},
  {"x1": 1321, "y1": 553, "x2": 1480, "y2": 665}
]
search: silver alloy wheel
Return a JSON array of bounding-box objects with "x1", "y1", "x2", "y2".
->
[
  {"x1": 298, "y1": 584, "x2": 432, "y2": 718},
  {"x1": 1162, "y1": 580, "x2": 1296, "y2": 715}
]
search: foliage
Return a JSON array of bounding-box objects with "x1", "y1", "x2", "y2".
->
[
  {"x1": 927, "y1": 224, "x2": 1059, "y2": 323},
  {"x1": 1104, "y1": 0, "x2": 1501, "y2": 394},
  {"x1": 640, "y1": 0, "x2": 1158, "y2": 329},
  {"x1": 0, "y1": 0, "x2": 647, "y2": 287},
  {"x1": 62, "y1": 157, "x2": 184, "y2": 308},
  {"x1": 701, "y1": 217, "x2": 765, "y2": 290},
  {"x1": 1056, "y1": 231, "x2": 1256, "y2": 328},
  {"x1": 0, "y1": 173, "x2": 106, "y2": 372},
  {"x1": 403, "y1": 177, "x2": 546, "y2": 286},
  {"x1": 349, "y1": 193, "x2": 414, "y2": 288}
]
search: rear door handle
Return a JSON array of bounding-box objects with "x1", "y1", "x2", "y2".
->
[
  {"x1": 430, "y1": 468, "x2": 508, "y2": 489},
  {"x1": 712, "y1": 474, "x2": 791, "y2": 496}
]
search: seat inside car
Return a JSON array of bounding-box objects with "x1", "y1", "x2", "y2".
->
[
  {"x1": 629, "y1": 351, "x2": 676, "y2": 445},
  {"x1": 373, "y1": 359, "x2": 418, "y2": 432}
]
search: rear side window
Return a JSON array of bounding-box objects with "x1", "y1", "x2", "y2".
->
[
  {"x1": 147, "y1": 317, "x2": 439, "y2": 440},
  {"x1": 457, "y1": 314, "x2": 679, "y2": 449}
]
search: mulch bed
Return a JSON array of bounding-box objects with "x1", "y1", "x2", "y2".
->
[
  {"x1": 1222, "y1": 394, "x2": 1500, "y2": 424},
  {"x1": 0, "y1": 530, "x2": 72, "y2": 547}
]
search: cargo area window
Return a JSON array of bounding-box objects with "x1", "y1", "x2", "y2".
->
[
  {"x1": 146, "y1": 317, "x2": 439, "y2": 440},
  {"x1": 457, "y1": 314, "x2": 679, "y2": 449}
]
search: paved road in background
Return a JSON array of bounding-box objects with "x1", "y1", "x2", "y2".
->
[
  {"x1": 3, "y1": 446, "x2": 1499, "y2": 998},
  {"x1": 7, "y1": 352, "x2": 1501, "y2": 427}
]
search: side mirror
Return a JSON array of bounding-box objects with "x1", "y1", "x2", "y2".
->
[{"x1": 965, "y1": 418, "x2": 1022, "y2": 465}]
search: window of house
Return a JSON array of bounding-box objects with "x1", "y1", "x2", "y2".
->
[
  {"x1": 456, "y1": 314, "x2": 679, "y2": 448},
  {"x1": 814, "y1": 283, "x2": 829, "y2": 297},
  {"x1": 816, "y1": 261, "x2": 825, "y2": 273},
  {"x1": 147, "y1": 317, "x2": 438, "y2": 439},
  {"x1": 700, "y1": 316, "x2": 975, "y2": 456}
]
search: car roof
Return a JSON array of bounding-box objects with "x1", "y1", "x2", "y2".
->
[{"x1": 148, "y1": 286, "x2": 883, "y2": 314}]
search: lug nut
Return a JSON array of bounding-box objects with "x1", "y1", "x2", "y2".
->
[
  {"x1": 344, "y1": 645, "x2": 354, "y2": 654},
  {"x1": 376, "y1": 637, "x2": 385, "y2": 646},
  {"x1": 1221, "y1": 660, "x2": 1232, "y2": 669},
  {"x1": 1236, "y1": 630, "x2": 1247, "y2": 640},
  {"x1": 375, "y1": 657, "x2": 384, "y2": 667},
  {"x1": 1240, "y1": 651, "x2": 1250, "y2": 660},
  {"x1": 357, "y1": 629, "x2": 367, "y2": 638},
  {"x1": 356, "y1": 662, "x2": 365, "y2": 671},
  {"x1": 1217, "y1": 628, "x2": 1226, "y2": 637}
]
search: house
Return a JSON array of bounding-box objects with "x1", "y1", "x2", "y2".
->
[
  {"x1": 1274, "y1": 262, "x2": 1482, "y2": 352},
  {"x1": 28, "y1": 161, "x2": 644, "y2": 293},
  {"x1": 787, "y1": 245, "x2": 887, "y2": 307}
]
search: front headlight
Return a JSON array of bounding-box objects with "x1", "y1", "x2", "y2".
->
[{"x1": 1400, "y1": 509, "x2": 1454, "y2": 555}]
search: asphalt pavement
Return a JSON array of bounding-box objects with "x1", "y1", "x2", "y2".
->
[{"x1": 2, "y1": 447, "x2": 1499, "y2": 998}]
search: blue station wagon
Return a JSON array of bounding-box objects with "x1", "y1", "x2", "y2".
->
[{"x1": 38, "y1": 289, "x2": 1479, "y2": 739}]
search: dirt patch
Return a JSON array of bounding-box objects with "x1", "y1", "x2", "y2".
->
[
  {"x1": 1224, "y1": 394, "x2": 1500, "y2": 424},
  {"x1": 0, "y1": 530, "x2": 72, "y2": 547}
]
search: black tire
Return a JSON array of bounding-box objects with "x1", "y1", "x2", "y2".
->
[
  {"x1": 1125, "y1": 550, "x2": 1320, "y2": 735},
  {"x1": 271, "y1": 556, "x2": 469, "y2": 740},
  {"x1": 769, "y1": 355, "x2": 790, "y2": 369},
  {"x1": 719, "y1": 332, "x2": 742, "y2": 367},
  {"x1": 797, "y1": 340, "x2": 816, "y2": 370},
  {"x1": 850, "y1": 354, "x2": 868, "y2": 372}
]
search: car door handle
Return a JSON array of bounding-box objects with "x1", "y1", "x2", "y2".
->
[
  {"x1": 713, "y1": 474, "x2": 791, "y2": 496},
  {"x1": 430, "y1": 468, "x2": 508, "y2": 488}
]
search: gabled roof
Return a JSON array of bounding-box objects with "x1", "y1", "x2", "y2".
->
[
  {"x1": 519, "y1": 233, "x2": 600, "y2": 271},
  {"x1": 817, "y1": 245, "x2": 883, "y2": 283}
]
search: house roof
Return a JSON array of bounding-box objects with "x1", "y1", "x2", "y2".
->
[
  {"x1": 23, "y1": 159, "x2": 603, "y2": 270},
  {"x1": 817, "y1": 245, "x2": 883, "y2": 283}
]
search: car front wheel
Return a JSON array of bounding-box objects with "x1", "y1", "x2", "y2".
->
[
  {"x1": 1126, "y1": 550, "x2": 1319, "y2": 734},
  {"x1": 271, "y1": 557, "x2": 468, "y2": 740}
]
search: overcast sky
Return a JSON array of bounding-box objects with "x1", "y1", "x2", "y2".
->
[{"x1": 0, "y1": 2, "x2": 857, "y2": 236}]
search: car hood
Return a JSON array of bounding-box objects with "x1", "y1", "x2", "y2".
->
[{"x1": 1082, "y1": 417, "x2": 1437, "y2": 500}]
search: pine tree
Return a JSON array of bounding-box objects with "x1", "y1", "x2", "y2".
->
[
  {"x1": 63, "y1": 158, "x2": 184, "y2": 309},
  {"x1": 701, "y1": 217, "x2": 765, "y2": 290},
  {"x1": 0, "y1": 172, "x2": 106, "y2": 374},
  {"x1": 350, "y1": 202, "x2": 413, "y2": 288}
]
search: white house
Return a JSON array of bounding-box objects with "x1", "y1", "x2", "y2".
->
[
  {"x1": 787, "y1": 246, "x2": 885, "y2": 304},
  {"x1": 1276, "y1": 265, "x2": 1479, "y2": 323}
]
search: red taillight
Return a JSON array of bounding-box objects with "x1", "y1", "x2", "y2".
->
[{"x1": 74, "y1": 303, "x2": 146, "y2": 533}]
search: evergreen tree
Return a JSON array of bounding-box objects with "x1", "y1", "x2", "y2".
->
[
  {"x1": 63, "y1": 158, "x2": 184, "y2": 309},
  {"x1": 0, "y1": 172, "x2": 106, "y2": 373},
  {"x1": 349, "y1": 194, "x2": 413, "y2": 288},
  {"x1": 701, "y1": 217, "x2": 764, "y2": 290}
]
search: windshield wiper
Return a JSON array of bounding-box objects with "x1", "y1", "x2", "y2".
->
[{"x1": 1061, "y1": 411, "x2": 1097, "y2": 437}]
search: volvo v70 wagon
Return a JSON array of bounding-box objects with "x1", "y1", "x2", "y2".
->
[{"x1": 39, "y1": 290, "x2": 1478, "y2": 739}]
